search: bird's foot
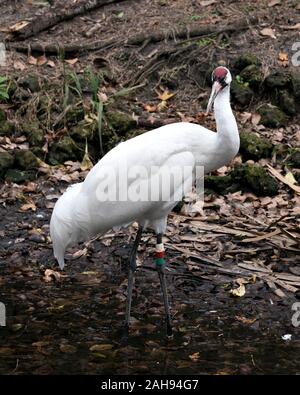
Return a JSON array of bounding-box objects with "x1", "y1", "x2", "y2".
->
[{"x1": 166, "y1": 322, "x2": 173, "y2": 339}]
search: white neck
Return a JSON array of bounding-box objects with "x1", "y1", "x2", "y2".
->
[{"x1": 213, "y1": 85, "x2": 240, "y2": 157}]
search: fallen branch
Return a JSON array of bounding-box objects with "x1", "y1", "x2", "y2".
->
[
  {"x1": 7, "y1": 0, "x2": 127, "y2": 41},
  {"x1": 165, "y1": 243, "x2": 224, "y2": 268},
  {"x1": 241, "y1": 229, "x2": 281, "y2": 243},
  {"x1": 267, "y1": 164, "x2": 300, "y2": 195},
  {"x1": 9, "y1": 17, "x2": 256, "y2": 55}
]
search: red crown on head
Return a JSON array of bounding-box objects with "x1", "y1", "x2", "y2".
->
[{"x1": 213, "y1": 66, "x2": 228, "y2": 80}]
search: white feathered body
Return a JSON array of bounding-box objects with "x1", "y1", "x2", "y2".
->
[{"x1": 50, "y1": 88, "x2": 239, "y2": 269}]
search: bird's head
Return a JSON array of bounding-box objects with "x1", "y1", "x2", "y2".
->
[{"x1": 206, "y1": 66, "x2": 232, "y2": 113}]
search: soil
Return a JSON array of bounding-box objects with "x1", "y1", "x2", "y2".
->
[{"x1": 0, "y1": 0, "x2": 300, "y2": 375}]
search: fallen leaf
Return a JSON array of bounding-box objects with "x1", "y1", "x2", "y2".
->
[
  {"x1": 89, "y1": 344, "x2": 113, "y2": 352},
  {"x1": 71, "y1": 246, "x2": 88, "y2": 259},
  {"x1": 268, "y1": 0, "x2": 281, "y2": 6},
  {"x1": 157, "y1": 90, "x2": 176, "y2": 101},
  {"x1": 189, "y1": 352, "x2": 200, "y2": 362},
  {"x1": 280, "y1": 23, "x2": 300, "y2": 30},
  {"x1": 235, "y1": 315, "x2": 257, "y2": 325},
  {"x1": 200, "y1": 0, "x2": 216, "y2": 5},
  {"x1": 37, "y1": 55, "x2": 47, "y2": 66},
  {"x1": 9, "y1": 21, "x2": 30, "y2": 32},
  {"x1": 251, "y1": 113, "x2": 261, "y2": 125},
  {"x1": 13, "y1": 60, "x2": 26, "y2": 71},
  {"x1": 278, "y1": 52, "x2": 289, "y2": 67},
  {"x1": 32, "y1": 341, "x2": 50, "y2": 353},
  {"x1": 98, "y1": 92, "x2": 108, "y2": 102},
  {"x1": 19, "y1": 201, "x2": 36, "y2": 212},
  {"x1": 143, "y1": 103, "x2": 157, "y2": 112},
  {"x1": 285, "y1": 171, "x2": 297, "y2": 185},
  {"x1": 260, "y1": 27, "x2": 276, "y2": 39},
  {"x1": 239, "y1": 112, "x2": 252, "y2": 124},
  {"x1": 229, "y1": 283, "x2": 246, "y2": 297},
  {"x1": 157, "y1": 100, "x2": 168, "y2": 111},
  {"x1": 65, "y1": 58, "x2": 78, "y2": 65},
  {"x1": 43, "y1": 269, "x2": 62, "y2": 282},
  {"x1": 60, "y1": 344, "x2": 77, "y2": 354},
  {"x1": 273, "y1": 130, "x2": 284, "y2": 141},
  {"x1": 81, "y1": 143, "x2": 93, "y2": 171},
  {"x1": 47, "y1": 60, "x2": 56, "y2": 68},
  {"x1": 28, "y1": 56, "x2": 37, "y2": 65},
  {"x1": 11, "y1": 323, "x2": 23, "y2": 332},
  {"x1": 80, "y1": 271, "x2": 98, "y2": 275}
]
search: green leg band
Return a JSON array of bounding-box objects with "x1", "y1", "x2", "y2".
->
[{"x1": 156, "y1": 257, "x2": 165, "y2": 267}]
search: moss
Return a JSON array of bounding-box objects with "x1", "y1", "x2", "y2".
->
[
  {"x1": 66, "y1": 107, "x2": 85, "y2": 126},
  {"x1": 292, "y1": 73, "x2": 300, "y2": 99},
  {"x1": 31, "y1": 147, "x2": 44, "y2": 159},
  {"x1": 5, "y1": 169, "x2": 36, "y2": 183},
  {"x1": 239, "y1": 131, "x2": 273, "y2": 160},
  {"x1": 48, "y1": 136, "x2": 79, "y2": 165},
  {"x1": 231, "y1": 163, "x2": 278, "y2": 196},
  {"x1": 18, "y1": 75, "x2": 41, "y2": 93},
  {"x1": 278, "y1": 90, "x2": 296, "y2": 116},
  {"x1": 21, "y1": 121, "x2": 44, "y2": 146},
  {"x1": 239, "y1": 65, "x2": 263, "y2": 89},
  {"x1": 14, "y1": 150, "x2": 39, "y2": 169},
  {"x1": 7, "y1": 78, "x2": 17, "y2": 97},
  {"x1": 289, "y1": 150, "x2": 300, "y2": 168},
  {"x1": 0, "y1": 121, "x2": 15, "y2": 136},
  {"x1": 70, "y1": 121, "x2": 95, "y2": 141},
  {"x1": 264, "y1": 71, "x2": 292, "y2": 90},
  {"x1": 204, "y1": 175, "x2": 232, "y2": 193},
  {"x1": 0, "y1": 108, "x2": 7, "y2": 122},
  {"x1": 231, "y1": 79, "x2": 254, "y2": 106},
  {"x1": 234, "y1": 53, "x2": 261, "y2": 71},
  {"x1": 106, "y1": 111, "x2": 135, "y2": 135},
  {"x1": 258, "y1": 104, "x2": 287, "y2": 128},
  {"x1": 0, "y1": 151, "x2": 14, "y2": 178}
]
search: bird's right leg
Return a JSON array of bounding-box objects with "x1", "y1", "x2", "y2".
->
[
  {"x1": 124, "y1": 226, "x2": 143, "y2": 335},
  {"x1": 155, "y1": 233, "x2": 173, "y2": 337}
]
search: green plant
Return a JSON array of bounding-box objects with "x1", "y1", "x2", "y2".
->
[
  {"x1": 236, "y1": 75, "x2": 249, "y2": 87},
  {"x1": 67, "y1": 71, "x2": 83, "y2": 98},
  {"x1": 0, "y1": 76, "x2": 9, "y2": 101},
  {"x1": 189, "y1": 14, "x2": 204, "y2": 21},
  {"x1": 85, "y1": 68, "x2": 101, "y2": 102},
  {"x1": 95, "y1": 100, "x2": 104, "y2": 157},
  {"x1": 196, "y1": 37, "x2": 214, "y2": 47}
]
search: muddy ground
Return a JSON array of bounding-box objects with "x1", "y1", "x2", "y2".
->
[{"x1": 0, "y1": 0, "x2": 300, "y2": 375}]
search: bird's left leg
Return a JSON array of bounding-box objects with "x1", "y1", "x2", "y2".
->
[
  {"x1": 155, "y1": 234, "x2": 173, "y2": 337},
  {"x1": 124, "y1": 226, "x2": 143, "y2": 334}
]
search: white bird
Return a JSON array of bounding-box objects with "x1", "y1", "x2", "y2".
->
[{"x1": 50, "y1": 66, "x2": 239, "y2": 337}]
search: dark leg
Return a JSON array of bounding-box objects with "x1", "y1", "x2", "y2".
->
[
  {"x1": 156, "y1": 234, "x2": 173, "y2": 337},
  {"x1": 124, "y1": 226, "x2": 143, "y2": 334}
]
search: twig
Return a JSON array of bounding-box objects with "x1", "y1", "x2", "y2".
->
[{"x1": 267, "y1": 164, "x2": 300, "y2": 195}]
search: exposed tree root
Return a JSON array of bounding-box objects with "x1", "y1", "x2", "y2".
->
[
  {"x1": 7, "y1": 0, "x2": 127, "y2": 41},
  {"x1": 8, "y1": 17, "x2": 257, "y2": 55}
]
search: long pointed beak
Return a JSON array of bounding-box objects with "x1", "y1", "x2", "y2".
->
[{"x1": 206, "y1": 81, "x2": 222, "y2": 114}]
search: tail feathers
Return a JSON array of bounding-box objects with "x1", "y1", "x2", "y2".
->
[{"x1": 53, "y1": 242, "x2": 66, "y2": 270}]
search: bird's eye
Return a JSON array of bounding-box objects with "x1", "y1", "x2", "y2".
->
[{"x1": 219, "y1": 78, "x2": 227, "y2": 88}]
